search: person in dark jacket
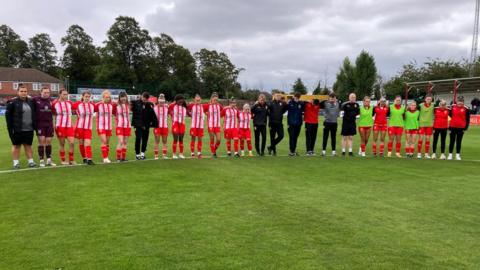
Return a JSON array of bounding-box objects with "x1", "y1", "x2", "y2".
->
[
  {"x1": 287, "y1": 93, "x2": 305, "y2": 156},
  {"x1": 341, "y1": 93, "x2": 360, "y2": 156},
  {"x1": 5, "y1": 84, "x2": 36, "y2": 169},
  {"x1": 33, "y1": 86, "x2": 55, "y2": 167},
  {"x1": 251, "y1": 94, "x2": 268, "y2": 156},
  {"x1": 131, "y1": 92, "x2": 158, "y2": 160},
  {"x1": 267, "y1": 94, "x2": 288, "y2": 155}
]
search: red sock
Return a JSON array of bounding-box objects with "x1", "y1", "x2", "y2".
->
[
  {"x1": 60, "y1": 151, "x2": 66, "y2": 162},
  {"x1": 85, "y1": 146, "x2": 92, "y2": 159},
  {"x1": 395, "y1": 142, "x2": 401, "y2": 153},
  {"x1": 172, "y1": 141, "x2": 177, "y2": 154},
  {"x1": 240, "y1": 140, "x2": 245, "y2": 150},
  {"x1": 68, "y1": 151, "x2": 74, "y2": 162},
  {"x1": 190, "y1": 141, "x2": 195, "y2": 153},
  {"x1": 122, "y1": 148, "x2": 127, "y2": 160},
  {"x1": 425, "y1": 141, "x2": 430, "y2": 153},
  {"x1": 387, "y1": 141, "x2": 393, "y2": 152},
  {"x1": 247, "y1": 140, "x2": 252, "y2": 151},
  {"x1": 215, "y1": 141, "x2": 220, "y2": 152},
  {"x1": 380, "y1": 143, "x2": 384, "y2": 154},
  {"x1": 406, "y1": 146, "x2": 410, "y2": 154},
  {"x1": 154, "y1": 148, "x2": 159, "y2": 157},
  {"x1": 101, "y1": 145, "x2": 108, "y2": 159},
  {"x1": 226, "y1": 140, "x2": 231, "y2": 152},
  {"x1": 79, "y1": 144, "x2": 85, "y2": 158},
  {"x1": 179, "y1": 142, "x2": 184, "y2": 154},
  {"x1": 417, "y1": 140, "x2": 423, "y2": 153},
  {"x1": 116, "y1": 149, "x2": 122, "y2": 160},
  {"x1": 162, "y1": 145, "x2": 167, "y2": 156},
  {"x1": 197, "y1": 140, "x2": 202, "y2": 152},
  {"x1": 209, "y1": 139, "x2": 215, "y2": 153},
  {"x1": 234, "y1": 140, "x2": 239, "y2": 152},
  {"x1": 372, "y1": 143, "x2": 377, "y2": 154},
  {"x1": 361, "y1": 143, "x2": 366, "y2": 153}
]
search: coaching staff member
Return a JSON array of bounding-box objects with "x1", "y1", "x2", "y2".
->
[
  {"x1": 131, "y1": 92, "x2": 158, "y2": 160},
  {"x1": 5, "y1": 84, "x2": 36, "y2": 169},
  {"x1": 267, "y1": 94, "x2": 288, "y2": 156},
  {"x1": 251, "y1": 94, "x2": 268, "y2": 156}
]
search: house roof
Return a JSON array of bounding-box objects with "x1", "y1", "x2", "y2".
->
[
  {"x1": 406, "y1": 77, "x2": 480, "y2": 94},
  {"x1": 0, "y1": 67, "x2": 62, "y2": 83}
]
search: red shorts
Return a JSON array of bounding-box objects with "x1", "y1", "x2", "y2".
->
[
  {"x1": 154, "y1": 127, "x2": 169, "y2": 136},
  {"x1": 374, "y1": 124, "x2": 387, "y2": 132},
  {"x1": 418, "y1": 127, "x2": 433, "y2": 136},
  {"x1": 388, "y1": 126, "x2": 404, "y2": 136},
  {"x1": 358, "y1": 126, "x2": 372, "y2": 133},
  {"x1": 406, "y1": 129, "x2": 418, "y2": 135},
  {"x1": 238, "y1": 128, "x2": 251, "y2": 140},
  {"x1": 224, "y1": 128, "x2": 239, "y2": 140},
  {"x1": 56, "y1": 127, "x2": 75, "y2": 138},
  {"x1": 208, "y1": 127, "x2": 221, "y2": 134},
  {"x1": 97, "y1": 129, "x2": 112, "y2": 136},
  {"x1": 75, "y1": 128, "x2": 92, "y2": 140},
  {"x1": 190, "y1": 128, "x2": 204, "y2": 137},
  {"x1": 172, "y1": 123, "x2": 186, "y2": 135},
  {"x1": 116, "y1": 127, "x2": 131, "y2": 137}
]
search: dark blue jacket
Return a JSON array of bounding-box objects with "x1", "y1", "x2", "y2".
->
[{"x1": 287, "y1": 99, "x2": 305, "y2": 126}]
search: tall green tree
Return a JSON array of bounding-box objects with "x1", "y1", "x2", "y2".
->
[
  {"x1": 333, "y1": 57, "x2": 355, "y2": 99},
  {"x1": 354, "y1": 50, "x2": 377, "y2": 98},
  {"x1": 0, "y1": 25, "x2": 29, "y2": 67},
  {"x1": 61, "y1": 25, "x2": 100, "y2": 81},
  {"x1": 195, "y1": 49, "x2": 243, "y2": 98},
  {"x1": 96, "y1": 16, "x2": 151, "y2": 84},
  {"x1": 291, "y1": 78, "x2": 307, "y2": 95},
  {"x1": 27, "y1": 33, "x2": 58, "y2": 76}
]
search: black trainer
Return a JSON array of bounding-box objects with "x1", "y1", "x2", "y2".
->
[
  {"x1": 83, "y1": 158, "x2": 88, "y2": 164},
  {"x1": 87, "y1": 160, "x2": 95, "y2": 165},
  {"x1": 267, "y1": 146, "x2": 273, "y2": 155}
]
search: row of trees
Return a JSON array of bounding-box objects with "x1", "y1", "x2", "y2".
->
[{"x1": 0, "y1": 17, "x2": 243, "y2": 99}]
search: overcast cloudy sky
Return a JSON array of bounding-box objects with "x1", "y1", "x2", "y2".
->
[{"x1": 0, "y1": 0, "x2": 475, "y2": 91}]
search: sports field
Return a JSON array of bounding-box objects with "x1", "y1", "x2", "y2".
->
[{"x1": 1, "y1": 116, "x2": 480, "y2": 269}]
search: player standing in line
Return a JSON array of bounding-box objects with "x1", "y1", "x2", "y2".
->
[
  {"x1": 417, "y1": 94, "x2": 435, "y2": 159},
  {"x1": 321, "y1": 93, "x2": 340, "y2": 157},
  {"x1": 34, "y1": 87, "x2": 56, "y2": 167},
  {"x1": 53, "y1": 89, "x2": 76, "y2": 165},
  {"x1": 371, "y1": 98, "x2": 389, "y2": 157},
  {"x1": 169, "y1": 94, "x2": 187, "y2": 159},
  {"x1": 448, "y1": 96, "x2": 470, "y2": 161},
  {"x1": 387, "y1": 96, "x2": 406, "y2": 158},
  {"x1": 340, "y1": 93, "x2": 360, "y2": 156},
  {"x1": 222, "y1": 99, "x2": 240, "y2": 157},
  {"x1": 404, "y1": 101, "x2": 420, "y2": 158},
  {"x1": 203, "y1": 92, "x2": 223, "y2": 158},
  {"x1": 73, "y1": 91, "x2": 95, "y2": 165},
  {"x1": 153, "y1": 94, "x2": 169, "y2": 160},
  {"x1": 114, "y1": 92, "x2": 131, "y2": 162},
  {"x1": 188, "y1": 94, "x2": 205, "y2": 158},
  {"x1": 238, "y1": 103, "x2": 253, "y2": 157},
  {"x1": 95, "y1": 90, "x2": 114, "y2": 164},
  {"x1": 304, "y1": 99, "x2": 321, "y2": 156},
  {"x1": 357, "y1": 96, "x2": 373, "y2": 157},
  {"x1": 431, "y1": 99, "x2": 449, "y2": 160}
]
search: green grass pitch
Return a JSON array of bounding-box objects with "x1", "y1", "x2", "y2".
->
[{"x1": 1, "y1": 116, "x2": 480, "y2": 269}]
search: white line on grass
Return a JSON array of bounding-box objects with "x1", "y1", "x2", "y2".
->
[{"x1": 1, "y1": 155, "x2": 479, "y2": 174}]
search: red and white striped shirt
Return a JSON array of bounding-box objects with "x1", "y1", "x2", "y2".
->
[
  {"x1": 115, "y1": 103, "x2": 131, "y2": 128},
  {"x1": 53, "y1": 100, "x2": 73, "y2": 128},
  {"x1": 238, "y1": 112, "x2": 252, "y2": 129},
  {"x1": 154, "y1": 105, "x2": 169, "y2": 128},
  {"x1": 73, "y1": 102, "x2": 94, "y2": 130},
  {"x1": 204, "y1": 103, "x2": 223, "y2": 128},
  {"x1": 95, "y1": 103, "x2": 113, "y2": 131},
  {"x1": 188, "y1": 103, "x2": 204, "y2": 129},
  {"x1": 222, "y1": 107, "x2": 239, "y2": 130},
  {"x1": 169, "y1": 103, "x2": 187, "y2": 124}
]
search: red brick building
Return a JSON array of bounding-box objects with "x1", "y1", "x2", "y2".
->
[{"x1": 0, "y1": 67, "x2": 64, "y2": 103}]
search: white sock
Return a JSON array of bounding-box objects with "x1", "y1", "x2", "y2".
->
[
  {"x1": 140, "y1": 152, "x2": 145, "y2": 157},
  {"x1": 332, "y1": 151, "x2": 336, "y2": 154},
  {"x1": 342, "y1": 148, "x2": 346, "y2": 152},
  {"x1": 28, "y1": 159, "x2": 34, "y2": 163},
  {"x1": 322, "y1": 150, "x2": 326, "y2": 154},
  {"x1": 13, "y1": 160, "x2": 19, "y2": 166},
  {"x1": 348, "y1": 148, "x2": 353, "y2": 153}
]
